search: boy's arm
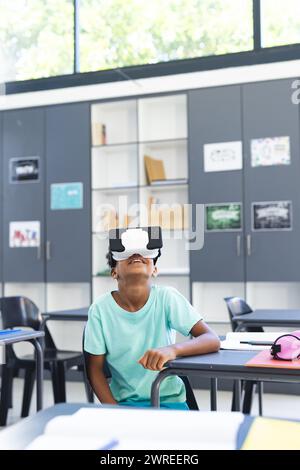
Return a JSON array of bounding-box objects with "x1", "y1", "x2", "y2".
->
[
  {"x1": 86, "y1": 353, "x2": 117, "y2": 405},
  {"x1": 138, "y1": 321, "x2": 220, "y2": 371}
]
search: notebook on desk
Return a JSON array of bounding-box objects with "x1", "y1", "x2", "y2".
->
[
  {"x1": 240, "y1": 417, "x2": 300, "y2": 450},
  {"x1": 245, "y1": 349, "x2": 300, "y2": 369}
]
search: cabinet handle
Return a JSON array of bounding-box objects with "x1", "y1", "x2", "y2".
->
[
  {"x1": 46, "y1": 241, "x2": 51, "y2": 260},
  {"x1": 247, "y1": 234, "x2": 251, "y2": 256},
  {"x1": 236, "y1": 235, "x2": 241, "y2": 257},
  {"x1": 37, "y1": 244, "x2": 41, "y2": 260}
]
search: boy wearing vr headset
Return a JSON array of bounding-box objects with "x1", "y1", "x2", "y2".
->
[{"x1": 84, "y1": 227, "x2": 220, "y2": 409}]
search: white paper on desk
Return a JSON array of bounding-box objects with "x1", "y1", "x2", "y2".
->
[
  {"x1": 221, "y1": 332, "x2": 286, "y2": 351},
  {"x1": 28, "y1": 408, "x2": 244, "y2": 450},
  {"x1": 26, "y1": 436, "x2": 117, "y2": 450}
]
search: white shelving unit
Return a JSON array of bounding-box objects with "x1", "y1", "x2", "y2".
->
[{"x1": 91, "y1": 93, "x2": 190, "y2": 301}]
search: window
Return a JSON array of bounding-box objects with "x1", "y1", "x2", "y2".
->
[
  {"x1": 0, "y1": 0, "x2": 74, "y2": 83},
  {"x1": 79, "y1": 0, "x2": 253, "y2": 73},
  {"x1": 261, "y1": 0, "x2": 300, "y2": 47}
]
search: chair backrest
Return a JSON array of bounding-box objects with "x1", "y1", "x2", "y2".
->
[
  {"x1": 224, "y1": 296, "x2": 253, "y2": 332},
  {"x1": 82, "y1": 328, "x2": 111, "y2": 400},
  {"x1": 224, "y1": 296, "x2": 263, "y2": 332},
  {"x1": 0, "y1": 296, "x2": 42, "y2": 330},
  {"x1": 0, "y1": 296, "x2": 57, "y2": 352}
]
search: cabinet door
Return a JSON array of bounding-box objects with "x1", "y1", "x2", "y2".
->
[
  {"x1": 243, "y1": 79, "x2": 300, "y2": 281},
  {"x1": 46, "y1": 103, "x2": 91, "y2": 282},
  {"x1": 3, "y1": 109, "x2": 45, "y2": 282},
  {"x1": 188, "y1": 86, "x2": 245, "y2": 282}
]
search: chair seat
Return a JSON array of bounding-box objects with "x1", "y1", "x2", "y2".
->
[{"x1": 15, "y1": 349, "x2": 84, "y2": 367}]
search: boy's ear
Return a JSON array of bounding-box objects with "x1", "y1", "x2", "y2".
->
[{"x1": 111, "y1": 268, "x2": 118, "y2": 279}]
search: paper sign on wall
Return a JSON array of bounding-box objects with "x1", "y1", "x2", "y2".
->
[
  {"x1": 252, "y1": 201, "x2": 292, "y2": 231},
  {"x1": 10, "y1": 157, "x2": 39, "y2": 183},
  {"x1": 51, "y1": 182, "x2": 83, "y2": 210},
  {"x1": 204, "y1": 141, "x2": 243, "y2": 173},
  {"x1": 251, "y1": 136, "x2": 291, "y2": 167},
  {"x1": 206, "y1": 203, "x2": 242, "y2": 231},
  {"x1": 9, "y1": 221, "x2": 40, "y2": 247}
]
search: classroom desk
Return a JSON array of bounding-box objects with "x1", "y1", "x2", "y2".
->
[
  {"x1": 150, "y1": 350, "x2": 300, "y2": 409},
  {"x1": 0, "y1": 402, "x2": 250, "y2": 450},
  {"x1": 42, "y1": 307, "x2": 89, "y2": 322},
  {"x1": 232, "y1": 309, "x2": 300, "y2": 331},
  {"x1": 0, "y1": 330, "x2": 45, "y2": 411},
  {"x1": 0, "y1": 403, "x2": 99, "y2": 449}
]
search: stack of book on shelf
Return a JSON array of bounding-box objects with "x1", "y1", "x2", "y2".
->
[
  {"x1": 144, "y1": 155, "x2": 187, "y2": 186},
  {"x1": 99, "y1": 209, "x2": 134, "y2": 232},
  {"x1": 147, "y1": 196, "x2": 188, "y2": 230},
  {"x1": 92, "y1": 122, "x2": 107, "y2": 146}
]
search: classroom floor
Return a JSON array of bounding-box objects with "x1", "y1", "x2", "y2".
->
[{"x1": 1, "y1": 378, "x2": 300, "y2": 428}]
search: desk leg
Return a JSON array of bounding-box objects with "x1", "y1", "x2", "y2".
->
[
  {"x1": 151, "y1": 369, "x2": 177, "y2": 407},
  {"x1": 31, "y1": 338, "x2": 44, "y2": 411},
  {"x1": 210, "y1": 378, "x2": 217, "y2": 411},
  {"x1": 233, "y1": 380, "x2": 241, "y2": 411}
]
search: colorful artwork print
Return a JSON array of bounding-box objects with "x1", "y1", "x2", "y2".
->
[
  {"x1": 251, "y1": 137, "x2": 290, "y2": 167},
  {"x1": 9, "y1": 221, "x2": 40, "y2": 247}
]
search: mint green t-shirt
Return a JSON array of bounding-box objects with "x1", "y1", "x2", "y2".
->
[{"x1": 84, "y1": 284, "x2": 203, "y2": 404}]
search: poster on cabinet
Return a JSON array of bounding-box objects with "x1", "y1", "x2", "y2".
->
[
  {"x1": 206, "y1": 203, "x2": 242, "y2": 231},
  {"x1": 51, "y1": 182, "x2": 83, "y2": 210},
  {"x1": 251, "y1": 136, "x2": 291, "y2": 167},
  {"x1": 252, "y1": 201, "x2": 292, "y2": 231},
  {"x1": 204, "y1": 141, "x2": 243, "y2": 172},
  {"x1": 9, "y1": 221, "x2": 40, "y2": 247},
  {"x1": 10, "y1": 157, "x2": 39, "y2": 183}
]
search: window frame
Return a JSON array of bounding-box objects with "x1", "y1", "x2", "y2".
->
[{"x1": 4, "y1": 0, "x2": 300, "y2": 95}]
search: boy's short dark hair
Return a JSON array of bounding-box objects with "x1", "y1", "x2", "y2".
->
[{"x1": 106, "y1": 250, "x2": 161, "y2": 269}]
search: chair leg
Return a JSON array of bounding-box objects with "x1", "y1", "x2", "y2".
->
[
  {"x1": 242, "y1": 381, "x2": 255, "y2": 414},
  {"x1": 21, "y1": 368, "x2": 35, "y2": 418},
  {"x1": 180, "y1": 376, "x2": 199, "y2": 410},
  {"x1": 82, "y1": 370, "x2": 94, "y2": 403},
  {"x1": 57, "y1": 363, "x2": 66, "y2": 403},
  {"x1": 0, "y1": 366, "x2": 14, "y2": 426},
  {"x1": 257, "y1": 381, "x2": 263, "y2": 416},
  {"x1": 50, "y1": 363, "x2": 61, "y2": 404}
]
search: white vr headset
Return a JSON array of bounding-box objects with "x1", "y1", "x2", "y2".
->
[{"x1": 109, "y1": 226, "x2": 163, "y2": 261}]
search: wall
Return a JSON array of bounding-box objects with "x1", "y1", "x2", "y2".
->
[{"x1": 1, "y1": 59, "x2": 300, "y2": 344}]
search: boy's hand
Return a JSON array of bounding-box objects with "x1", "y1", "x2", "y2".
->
[{"x1": 138, "y1": 346, "x2": 177, "y2": 371}]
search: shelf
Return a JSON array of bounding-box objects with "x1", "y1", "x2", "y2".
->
[
  {"x1": 91, "y1": 93, "x2": 190, "y2": 301},
  {"x1": 141, "y1": 181, "x2": 188, "y2": 190},
  {"x1": 92, "y1": 185, "x2": 138, "y2": 192},
  {"x1": 92, "y1": 182, "x2": 188, "y2": 191},
  {"x1": 157, "y1": 269, "x2": 190, "y2": 276},
  {"x1": 92, "y1": 141, "x2": 138, "y2": 149},
  {"x1": 92, "y1": 138, "x2": 186, "y2": 149},
  {"x1": 139, "y1": 137, "x2": 187, "y2": 146}
]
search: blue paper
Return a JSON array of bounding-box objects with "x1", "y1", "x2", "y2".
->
[{"x1": 51, "y1": 182, "x2": 83, "y2": 210}]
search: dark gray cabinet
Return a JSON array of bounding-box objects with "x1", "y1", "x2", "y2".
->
[
  {"x1": 45, "y1": 103, "x2": 91, "y2": 282},
  {"x1": 3, "y1": 108, "x2": 45, "y2": 282},
  {"x1": 243, "y1": 79, "x2": 300, "y2": 281},
  {"x1": 189, "y1": 86, "x2": 244, "y2": 282},
  {"x1": 0, "y1": 113, "x2": 3, "y2": 283}
]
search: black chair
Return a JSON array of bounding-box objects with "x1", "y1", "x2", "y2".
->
[
  {"x1": 82, "y1": 329, "x2": 199, "y2": 410},
  {"x1": 0, "y1": 296, "x2": 91, "y2": 426},
  {"x1": 224, "y1": 296, "x2": 263, "y2": 415}
]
